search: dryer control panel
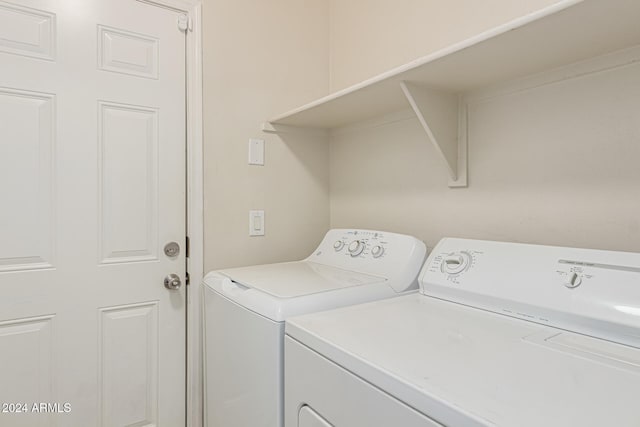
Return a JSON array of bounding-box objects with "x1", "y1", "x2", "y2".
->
[
  {"x1": 420, "y1": 238, "x2": 640, "y2": 348},
  {"x1": 427, "y1": 250, "x2": 481, "y2": 284}
]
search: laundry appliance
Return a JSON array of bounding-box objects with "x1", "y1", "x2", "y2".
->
[
  {"x1": 285, "y1": 238, "x2": 640, "y2": 427},
  {"x1": 203, "y1": 229, "x2": 427, "y2": 427}
]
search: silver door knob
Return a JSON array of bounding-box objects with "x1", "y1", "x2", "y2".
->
[{"x1": 164, "y1": 274, "x2": 182, "y2": 290}]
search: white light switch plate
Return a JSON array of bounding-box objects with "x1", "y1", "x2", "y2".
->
[
  {"x1": 248, "y1": 138, "x2": 265, "y2": 165},
  {"x1": 249, "y1": 210, "x2": 265, "y2": 236}
]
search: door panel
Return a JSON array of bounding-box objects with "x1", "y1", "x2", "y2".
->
[
  {"x1": 0, "y1": 2, "x2": 56, "y2": 61},
  {"x1": 98, "y1": 101, "x2": 159, "y2": 264},
  {"x1": 0, "y1": 0, "x2": 186, "y2": 425},
  {"x1": 0, "y1": 88, "x2": 55, "y2": 271},
  {"x1": 98, "y1": 302, "x2": 159, "y2": 427},
  {"x1": 97, "y1": 25, "x2": 159, "y2": 79},
  {"x1": 0, "y1": 315, "x2": 55, "y2": 425}
]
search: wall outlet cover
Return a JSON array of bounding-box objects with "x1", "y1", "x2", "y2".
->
[
  {"x1": 248, "y1": 138, "x2": 265, "y2": 165},
  {"x1": 249, "y1": 210, "x2": 265, "y2": 236}
]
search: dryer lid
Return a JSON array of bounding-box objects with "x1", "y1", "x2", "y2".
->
[{"x1": 218, "y1": 261, "x2": 386, "y2": 299}]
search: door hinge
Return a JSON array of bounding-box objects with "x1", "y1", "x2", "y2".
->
[
  {"x1": 177, "y1": 13, "x2": 192, "y2": 32},
  {"x1": 185, "y1": 272, "x2": 190, "y2": 286},
  {"x1": 185, "y1": 236, "x2": 190, "y2": 258}
]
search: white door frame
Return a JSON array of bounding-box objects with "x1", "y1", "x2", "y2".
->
[{"x1": 136, "y1": 1, "x2": 203, "y2": 426}]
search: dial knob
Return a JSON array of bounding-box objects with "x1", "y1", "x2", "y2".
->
[
  {"x1": 348, "y1": 240, "x2": 365, "y2": 257},
  {"x1": 371, "y1": 245, "x2": 384, "y2": 258},
  {"x1": 333, "y1": 240, "x2": 345, "y2": 251},
  {"x1": 442, "y1": 252, "x2": 470, "y2": 275},
  {"x1": 564, "y1": 272, "x2": 582, "y2": 289}
]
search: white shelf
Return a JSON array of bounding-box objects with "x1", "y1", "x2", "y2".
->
[{"x1": 263, "y1": 0, "x2": 640, "y2": 187}]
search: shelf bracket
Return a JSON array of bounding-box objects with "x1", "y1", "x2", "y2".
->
[{"x1": 400, "y1": 81, "x2": 467, "y2": 187}]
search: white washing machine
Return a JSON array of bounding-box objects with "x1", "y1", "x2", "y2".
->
[
  {"x1": 285, "y1": 238, "x2": 640, "y2": 427},
  {"x1": 203, "y1": 229, "x2": 427, "y2": 427}
]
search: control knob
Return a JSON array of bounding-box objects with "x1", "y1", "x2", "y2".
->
[
  {"x1": 564, "y1": 272, "x2": 582, "y2": 289},
  {"x1": 371, "y1": 245, "x2": 385, "y2": 258},
  {"x1": 348, "y1": 240, "x2": 365, "y2": 257},
  {"x1": 333, "y1": 240, "x2": 345, "y2": 251},
  {"x1": 442, "y1": 252, "x2": 470, "y2": 275}
]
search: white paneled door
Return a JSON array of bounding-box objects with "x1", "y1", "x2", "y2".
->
[{"x1": 0, "y1": 0, "x2": 186, "y2": 426}]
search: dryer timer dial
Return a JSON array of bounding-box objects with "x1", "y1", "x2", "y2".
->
[{"x1": 442, "y1": 252, "x2": 471, "y2": 275}]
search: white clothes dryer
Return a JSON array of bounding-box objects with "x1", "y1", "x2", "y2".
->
[
  {"x1": 203, "y1": 229, "x2": 427, "y2": 427},
  {"x1": 285, "y1": 238, "x2": 640, "y2": 427}
]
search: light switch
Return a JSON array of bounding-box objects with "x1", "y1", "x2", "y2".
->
[
  {"x1": 248, "y1": 138, "x2": 265, "y2": 165},
  {"x1": 249, "y1": 210, "x2": 265, "y2": 236}
]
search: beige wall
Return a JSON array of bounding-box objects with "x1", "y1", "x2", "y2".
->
[
  {"x1": 329, "y1": 0, "x2": 563, "y2": 91},
  {"x1": 202, "y1": 0, "x2": 640, "y2": 273},
  {"x1": 328, "y1": 1, "x2": 640, "y2": 252},
  {"x1": 203, "y1": 0, "x2": 330, "y2": 270}
]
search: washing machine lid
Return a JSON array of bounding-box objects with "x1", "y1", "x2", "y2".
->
[
  {"x1": 286, "y1": 294, "x2": 640, "y2": 427},
  {"x1": 218, "y1": 261, "x2": 386, "y2": 298},
  {"x1": 204, "y1": 262, "x2": 394, "y2": 322}
]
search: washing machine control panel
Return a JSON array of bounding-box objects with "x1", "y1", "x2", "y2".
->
[
  {"x1": 330, "y1": 230, "x2": 392, "y2": 260},
  {"x1": 420, "y1": 238, "x2": 640, "y2": 349},
  {"x1": 310, "y1": 229, "x2": 427, "y2": 293}
]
